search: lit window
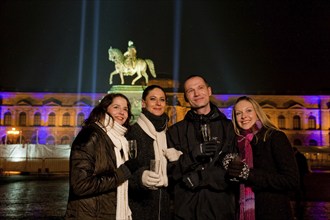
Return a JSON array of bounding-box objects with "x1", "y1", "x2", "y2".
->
[
  {"x1": 308, "y1": 115, "x2": 316, "y2": 129},
  {"x1": 34, "y1": 112, "x2": 41, "y2": 126},
  {"x1": 46, "y1": 136, "x2": 55, "y2": 145},
  {"x1": 278, "y1": 115, "x2": 285, "y2": 129},
  {"x1": 293, "y1": 115, "x2": 301, "y2": 130},
  {"x1": 62, "y1": 112, "x2": 70, "y2": 127},
  {"x1": 61, "y1": 136, "x2": 70, "y2": 144},
  {"x1": 48, "y1": 112, "x2": 56, "y2": 126},
  {"x1": 4, "y1": 112, "x2": 12, "y2": 126},
  {"x1": 19, "y1": 112, "x2": 27, "y2": 126},
  {"x1": 77, "y1": 112, "x2": 85, "y2": 126}
]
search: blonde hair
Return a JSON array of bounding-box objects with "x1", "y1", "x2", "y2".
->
[{"x1": 232, "y1": 96, "x2": 278, "y2": 141}]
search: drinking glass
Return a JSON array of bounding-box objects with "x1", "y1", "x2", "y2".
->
[
  {"x1": 201, "y1": 124, "x2": 211, "y2": 142},
  {"x1": 128, "y1": 140, "x2": 137, "y2": 159}
]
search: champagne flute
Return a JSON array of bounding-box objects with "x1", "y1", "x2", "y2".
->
[
  {"x1": 149, "y1": 159, "x2": 160, "y2": 190},
  {"x1": 128, "y1": 140, "x2": 137, "y2": 159},
  {"x1": 201, "y1": 124, "x2": 211, "y2": 142}
]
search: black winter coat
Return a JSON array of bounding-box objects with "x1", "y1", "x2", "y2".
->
[
  {"x1": 65, "y1": 123, "x2": 131, "y2": 220},
  {"x1": 166, "y1": 104, "x2": 237, "y2": 220},
  {"x1": 244, "y1": 128, "x2": 299, "y2": 220},
  {"x1": 126, "y1": 123, "x2": 171, "y2": 220}
]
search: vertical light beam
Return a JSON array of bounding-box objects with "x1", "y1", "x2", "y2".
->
[
  {"x1": 91, "y1": 0, "x2": 100, "y2": 104},
  {"x1": 172, "y1": 0, "x2": 182, "y2": 94},
  {"x1": 77, "y1": 0, "x2": 86, "y2": 101}
]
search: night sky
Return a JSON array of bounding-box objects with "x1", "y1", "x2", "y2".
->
[{"x1": 1, "y1": 0, "x2": 330, "y2": 95}]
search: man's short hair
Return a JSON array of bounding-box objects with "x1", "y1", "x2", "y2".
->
[{"x1": 183, "y1": 74, "x2": 209, "y2": 102}]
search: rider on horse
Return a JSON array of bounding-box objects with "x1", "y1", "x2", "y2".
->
[{"x1": 124, "y1": 40, "x2": 137, "y2": 71}]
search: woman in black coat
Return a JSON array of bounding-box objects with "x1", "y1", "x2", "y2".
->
[
  {"x1": 65, "y1": 93, "x2": 139, "y2": 220},
  {"x1": 224, "y1": 96, "x2": 299, "y2": 220},
  {"x1": 126, "y1": 85, "x2": 181, "y2": 220}
]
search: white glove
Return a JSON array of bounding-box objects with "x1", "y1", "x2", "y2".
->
[
  {"x1": 163, "y1": 148, "x2": 183, "y2": 162},
  {"x1": 142, "y1": 170, "x2": 161, "y2": 189}
]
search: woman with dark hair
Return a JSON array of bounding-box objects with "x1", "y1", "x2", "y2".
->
[
  {"x1": 223, "y1": 96, "x2": 299, "y2": 220},
  {"x1": 65, "y1": 93, "x2": 139, "y2": 220},
  {"x1": 127, "y1": 85, "x2": 181, "y2": 220}
]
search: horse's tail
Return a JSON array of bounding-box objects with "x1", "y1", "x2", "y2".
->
[{"x1": 145, "y1": 59, "x2": 156, "y2": 78}]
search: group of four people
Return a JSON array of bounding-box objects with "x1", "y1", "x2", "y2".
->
[{"x1": 64, "y1": 75, "x2": 299, "y2": 220}]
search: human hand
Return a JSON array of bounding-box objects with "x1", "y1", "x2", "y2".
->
[
  {"x1": 192, "y1": 140, "x2": 218, "y2": 159},
  {"x1": 124, "y1": 158, "x2": 139, "y2": 173},
  {"x1": 222, "y1": 153, "x2": 238, "y2": 170},
  {"x1": 182, "y1": 170, "x2": 202, "y2": 190},
  {"x1": 163, "y1": 148, "x2": 183, "y2": 162},
  {"x1": 228, "y1": 159, "x2": 250, "y2": 180},
  {"x1": 142, "y1": 170, "x2": 161, "y2": 189}
]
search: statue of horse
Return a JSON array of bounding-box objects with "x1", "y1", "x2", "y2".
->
[{"x1": 108, "y1": 47, "x2": 156, "y2": 85}]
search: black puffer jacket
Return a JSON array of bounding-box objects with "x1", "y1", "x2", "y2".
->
[
  {"x1": 65, "y1": 123, "x2": 131, "y2": 220},
  {"x1": 166, "y1": 103, "x2": 237, "y2": 220}
]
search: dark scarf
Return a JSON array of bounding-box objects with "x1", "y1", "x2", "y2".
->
[
  {"x1": 142, "y1": 108, "x2": 168, "y2": 132},
  {"x1": 185, "y1": 102, "x2": 226, "y2": 141},
  {"x1": 185, "y1": 102, "x2": 226, "y2": 123},
  {"x1": 236, "y1": 121, "x2": 262, "y2": 220}
]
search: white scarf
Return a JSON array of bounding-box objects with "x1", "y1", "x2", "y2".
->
[
  {"x1": 137, "y1": 113, "x2": 168, "y2": 187},
  {"x1": 97, "y1": 114, "x2": 132, "y2": 220}
]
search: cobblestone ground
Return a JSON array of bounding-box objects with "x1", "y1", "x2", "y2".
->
[
  {"x1": 0, "y1": 172, "x2": 329, "y2": 219},
  {"x1": 0, "y1": 175, "x2": 68, "y2": 219}
]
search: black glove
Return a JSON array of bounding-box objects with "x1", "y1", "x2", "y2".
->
[
  {"x1": 124, "y1": 158, "x2": 140, "y2": 173},
  {"x1": 182, "y1": 170, "x2": 202, "y2": 190},
  {"x1": 227, "y1": 159, "x2": 250, "y2": 180},
  {"x1": 192, "y1": 140, "x2": 218, "y2": 159}
]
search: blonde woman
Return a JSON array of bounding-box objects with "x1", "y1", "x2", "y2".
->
[{"x1": 224, "y1": 96, "x2": 299, "y2": 220}]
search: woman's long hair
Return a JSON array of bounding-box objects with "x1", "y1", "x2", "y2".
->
[
  {"x1": 83, "y1": 93, "x2": 132, "y2": 128},
  {"x1": 232, "y1": 96, "x2": 278, "y2": 141}
]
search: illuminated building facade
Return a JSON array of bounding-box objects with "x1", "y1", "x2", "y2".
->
[
  {"x1": 0, "y1": 92, "x2": 104, "y2": 145},
  {"x1": 0, "y1": 90, "x2": 329, "y2": 148}
]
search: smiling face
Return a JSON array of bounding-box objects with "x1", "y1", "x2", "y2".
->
[
  {"x1": 107, "y1": 96, "x2": 129, "y2": 125},
  {"x1": 184, "y1": 76, "x2": 212, "y2": 114},
  {"x1": 234, "y1": 99, "x2": 258, "y2": 130},
  {"x1": 142, "y1": 87, "x2": 166, "y2": 116}
]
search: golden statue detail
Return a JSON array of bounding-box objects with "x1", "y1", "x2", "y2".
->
[{"x1": 109, "y1": 41, "x2": 156, "y2": 85}]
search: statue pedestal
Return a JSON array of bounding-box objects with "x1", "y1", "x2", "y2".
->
[{"x1": 108, "y1": 85, "x2": 144, "y2": 122}]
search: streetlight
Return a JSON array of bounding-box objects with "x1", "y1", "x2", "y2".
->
[{"x1": 6, "y1": 128, "x2": 22, "y2": 144}]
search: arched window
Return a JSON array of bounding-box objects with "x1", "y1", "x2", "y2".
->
[
  {"x1": 34, "y1": 112, "x2": 41, "y2": 126},
  {"x1": 19, "y1": 112, "x2": 27, "y2": 126},
  {"x1": 62, "y1": 112, "x2": 70, "y2": 127},
  {"x1": 293, "y1": 139, "x2": 302, "y2": 146},
  {"x1": 61, "y1": 136, "x2": 70, "y2": 144},
  {"x1": 308, "y1": 115, "x2": 316, "y2": 130},
  {"x1": 77, "y1": 112, "x2": 85, "y2": 126},
  {"x1": 46, "y1": 136, "x2": 55, "y2": 145},
  {"x1": 309, "y1": 139, "x2": 318, "y2": 146},
  {"x1": 293, "y1": 115, "x2": 301, "y2": 130},
  {"x1": 4, "y1": 112, "x2": 12, "y2": 126},
  {"x1": 48, "y1": 112, "x2": 56, "y2": 126},
  {"x1": 278, "y1": 115, "x2": 285, "y2": 129}
]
